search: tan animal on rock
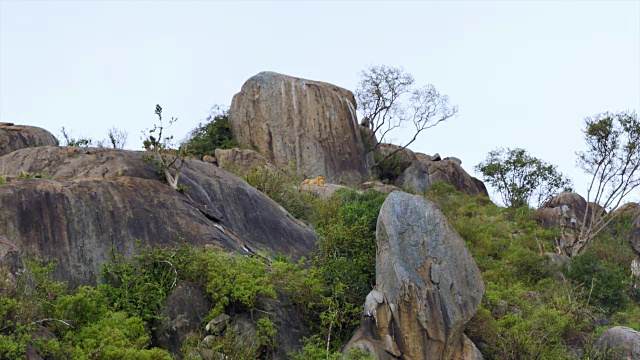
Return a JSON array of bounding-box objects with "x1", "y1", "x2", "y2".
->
[{"x1": 301, "y1": 175, "x2": 326, "y2": 186}]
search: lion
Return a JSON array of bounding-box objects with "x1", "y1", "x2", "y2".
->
[{"x1": 301, "y1": 175, "x2": 326, "y2": 186}]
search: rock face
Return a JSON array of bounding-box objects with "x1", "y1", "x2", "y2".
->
[
  {"x1": 0, "y1": 235, "x2": 26, "y2": 291},
  {"x1": 0, "y1": 146, "x2": 317, "y2": 286},
  {"x1": 395, "y1": 162, "x2": 431, "y2": 195},
  {"x1": 154, "y1": 284, "x2": 212, "y2": 355},
  {"x1": 595, "y1": 326, "x2": 640, "y2": 359},
  {"x1": 425, "y1": 159, "x2": 488, "y2": 196},
  {"x1": 0, "y1": 123, "x2": 57, "y2": 156},
  {"x1": 376, "y1": 143, "x2": 419, "y2": 165},
  {"x1": 344, "y1": 191, "x2": 485, "y2": 359},
  {"x1": 214, "y1": 148, "x2": 276, "y2": 173},
  {"x1": 228, "y1": 71, "x2": 371, "y2": 184}
]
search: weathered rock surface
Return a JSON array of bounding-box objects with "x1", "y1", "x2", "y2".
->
[
  {"x1": 425, "y1": 159, "x2": 488, "y2": 196},
  {"x1": 376, "y1": 143, "x2": 418, "y2": 165},
  {"x1": 0, "y1": 123, "x2": 57, "y2": 156},
  {"x1": 214, "y1": 148, "x2": 276, "y2": 173},
  {"x1": 154, "y1": 284, "x2": 212, "y2": 356},
  {"x1": 395, "y1": 162, "x2": 431, "y2": 195},
  {"x1": 611, "y1": 202, "x2": 640, "y2": 222},
  {"x1": 344, "y1": 191, "x2": 484, "y2": 359},
  {"x1": 228, "y1": 71, "x2": 371, "y2": 184},
  {"x1": 595, "y1": 326, "x2": 640, "y2": 359},
  {"x1": 534, "y1": 192, "x2": 601, "y2": 255},
  {"x1": 443, "y1": 156, "x2": 462, "y2": 166},
  {"x1": 0, "y1": 235, "x2": 26, "y2": 292},
  {"x1": 359, "y1": 182, "x2": 400, "y2": 195},
  {"x1": 0, "y1": 146, "x2": 317, "y2": 286},
  {"x1": 301, "y1": 182, "x2": 348, "y2": 199}
]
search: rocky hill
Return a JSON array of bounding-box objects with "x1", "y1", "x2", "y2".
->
[
  {"x1": 0, "y1": 143, "x2": 317, "y2": 286},
  {"x1": 2, "y1": 72, "x2": 638, "y2": 360}
]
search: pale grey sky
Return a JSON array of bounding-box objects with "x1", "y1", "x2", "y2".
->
[{"x1": 1, "y1": 0, "x2": 639, "y2": 205}]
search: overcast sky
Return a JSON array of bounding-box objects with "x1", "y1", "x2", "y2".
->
[{"x1": 1, "y1": 1, "x2": 639, "y2": 206}]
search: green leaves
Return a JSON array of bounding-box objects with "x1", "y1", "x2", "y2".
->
[
  {"x1": 476, "y1": 147, "x2": 572, "y2": 208},
  {"x1": 184, "y1": 105, "x2": 239, "y2": 158}
]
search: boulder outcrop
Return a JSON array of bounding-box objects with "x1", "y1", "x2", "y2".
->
[
  {"x1": 0, "y1": 146, "x2": 317, "y2": 286},
  {"x1": 0, "y1": 123, "x2": 57, "y2": 156},
  {"x1": 344, "y1": 191, "x2": 484, "y2": 359},
  {"x1": 228, "y1": 71, "x2": 371, "y2": 184},
  {"x1": 154, "y1": 284, "x2": 212, "y2": 355},
  {"x1": 534, "y1": 192, "x2": 603, "y2": 255},
  {"x1": 214, "y1": 148, "x2": 276, "y2": 173},
  {"x1": 424, "y1": 159, "x2": 488, "y2": 196},
  {"x1": 595, "y1": 326, "x2": 640, "y2": 359}
]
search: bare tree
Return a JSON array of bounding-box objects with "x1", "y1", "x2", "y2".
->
[
  {"x1": 107, "y1": 127, "x2": 128, "y2": 149},
  {"x1": 142, "y1": 104, "x2": 189, "y2": 191},
  {"x1": 570, "y1": 110, "x2": 640, "y2": 255},
  {"x1": 355, "y1": 65, "x2": 458, "y2": 167}
]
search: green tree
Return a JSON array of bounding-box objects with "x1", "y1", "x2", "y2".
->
[
  {"x1": 185, "y1": 105, "x2": 238, "y2": 158},
  {"x1": 355, "y1": 65, "x2": 458, "y2": 169},
  {"x1": 573, "y1": 110, "x2": 640, "y2": 254},
  {"x1": 475, "y1": 147, "x2": 572, "y2": 208}
]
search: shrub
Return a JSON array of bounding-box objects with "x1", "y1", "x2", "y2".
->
[
  {"x1": 99, "y1": 247, "x2": 180, "y2": 323},
  {"x1": 563, "y1": 252, "x2": 627, "y2": 313},
  {"x1": 185, "y1": 105, "x2": 238, "y2": 158}
]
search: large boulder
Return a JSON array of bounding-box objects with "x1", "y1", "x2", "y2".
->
[
  {"x1": 395, "y1": 162, "x2": 431, "y2": 195},
  {"x1": 344, "y1": 191, "x2": 485, "y2": 359},
  {"x1": 595, "y1": 326, "x2": 640, "y2": 359},
  {"x1": 534, "y1": 192, "x2": 603, "y2": 255},
  {"x1": 228, "y1": 72, "x2": 371, "y2": 184},
  {"x1": 0, "y1": 146, "x2": 317, "y2": 286},
  {"x1": 0, "y1": 123, "x2": 57, "y2": 156},
  {"x1": 375, "y1": 143, "x2": 419, "y2": 165},
  {"x1": 425, "y1": 159, "x2": 488, "y2": 196}
]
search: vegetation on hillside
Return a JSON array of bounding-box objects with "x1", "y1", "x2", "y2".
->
[
  {"x1": 184, "y1": 105, "x2": 239, "y2": 158},
  {"x1": 3, "y1": 171, "x2": 639, "y2": 359},
  {"x1": 5, "y1": 98, "x2": 640, "y2": 359}
]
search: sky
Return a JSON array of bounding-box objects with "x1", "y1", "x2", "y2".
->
[{"x1": 1, "y1": 0, "x2": 639, "y2": 206}]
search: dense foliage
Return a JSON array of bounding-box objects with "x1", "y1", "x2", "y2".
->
[{"x1": 185, "y1": 106, "x2": 239, "y2": 158}]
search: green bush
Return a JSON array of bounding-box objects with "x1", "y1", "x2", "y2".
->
[
  {"x1": 71, "y1": 311, "x2": 171, "y2": 359},
  {"x1": 186, "y1": 249, "x2": 276, "y2": 321},
  {"x1": 185, "y1": 106, "x2": 238, "y2": 158},
  {"x1": 99, "y1": 247, "x2": 180, "y2": 322},
  {"x1": 563, "y1": 252, "x2": 627, "y2": 313}
]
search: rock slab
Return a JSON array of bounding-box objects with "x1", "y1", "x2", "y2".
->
[
  {"x1": 345, "y1": 191, "x2": 485, "y2": 359},
  {"x1": 0, "y1": 146, "x2": 317, "y2": 286},
  {"x1": 0, "y1": 123, "x2": 57, "y2": 156},
  {"x1": 228, "y1": 71, "x2": 371, "y2": 184}
]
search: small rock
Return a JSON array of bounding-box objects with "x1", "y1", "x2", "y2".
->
[
  {"x1": 431, "y1": 152, "x2": 442, "y2": 161},
  {"x1": 206, "y1": 314, "x2": 231, "y2": 334},
  {"x1": 443, "y1": 156, "x2": 462, "y2": 166}
]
